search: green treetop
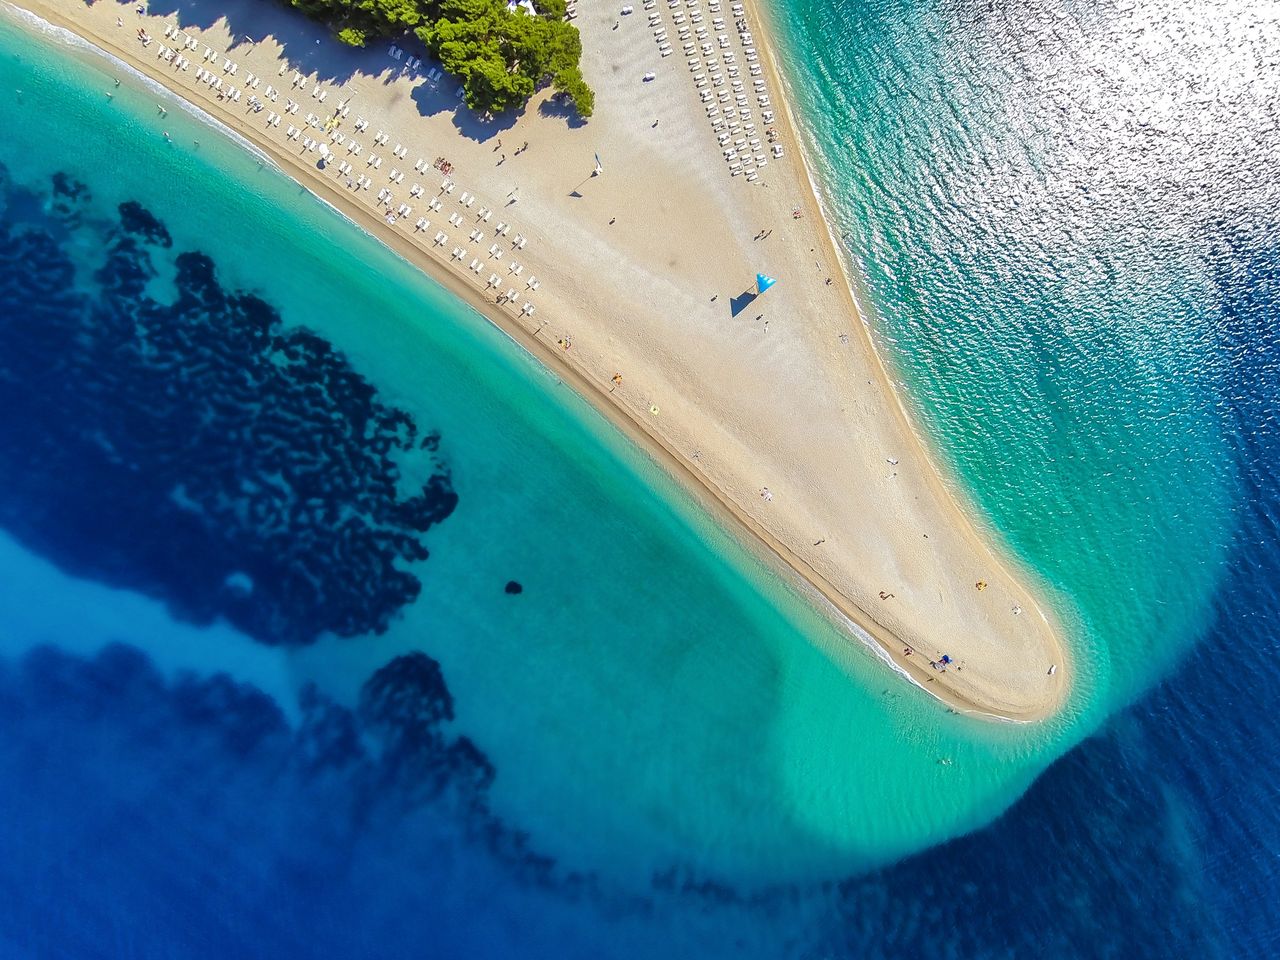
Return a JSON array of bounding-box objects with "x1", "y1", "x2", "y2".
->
[{"x1": 284, "y1": 0, "x2": 594, "y2": 119}]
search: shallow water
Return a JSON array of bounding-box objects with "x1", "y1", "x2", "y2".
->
[
  {"x1": 0, "y1": 0, "x2": 1278, "y2": 956},
  {"x1": 0, "y1": 3, "x2": 1088, "y2": 888}
]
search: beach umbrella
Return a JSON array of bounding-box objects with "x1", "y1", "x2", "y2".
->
[{"x1": 756, "y1": 273, "x2": 778, "y2": 295}]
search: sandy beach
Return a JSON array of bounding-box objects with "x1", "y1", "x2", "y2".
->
[{"x1": 14, "y1": 0, "x2": 1069, "y2": 719}]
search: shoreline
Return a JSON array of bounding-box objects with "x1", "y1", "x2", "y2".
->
[
  {"x1": 10, "y1": 0, "x2": 1069, "y2": 721},
  {"x1": 741, "y1": 0, "x2": 1078, "y2": 714}
]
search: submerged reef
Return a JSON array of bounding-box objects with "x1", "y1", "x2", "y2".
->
[{"x1": 0, "y1": 168, "x2": 458, "y2": 645}]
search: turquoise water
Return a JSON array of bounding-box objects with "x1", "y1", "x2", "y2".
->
[
  {"x1": 2, "y1": 0, "x2": 1277, "y2": 955},
  {"x1": 0, "y1": 6, "x2": 1099, "y2": 889},
  {"x1": 772, "y1": 0, "x2": 1251, "y2": 710}
]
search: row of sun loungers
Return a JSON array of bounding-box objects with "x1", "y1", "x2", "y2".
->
[
  {"x1": 156, "y1": 25, "x2": 537, "y2": 315},
  {"x1": 387, "y1": 44, "x2": 443, "y2": 81},
  {"x1": 646, "y1": 0, "x2": 778, "y2": 181}
]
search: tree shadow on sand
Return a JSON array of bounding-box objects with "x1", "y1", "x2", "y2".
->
[
  {"x1": 129, "y1": 0, "x2": 578, "y2": 148},
  {"x1": 537, "y1": 95, "x2": 588, "y2": 128},
  {"x1": 124, "y1": 0, "x2": 369, "y2": 86},
  {"x1": 409, "y1": 82, "x2": 524, "y2": 144}
]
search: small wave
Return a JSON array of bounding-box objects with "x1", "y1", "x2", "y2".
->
[{"x1": 1, "y1": 2, "x2": 278, "y2": 172}]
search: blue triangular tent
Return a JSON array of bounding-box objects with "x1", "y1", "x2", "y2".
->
[{"x1": 756, "y1": 273, "x2": 778, "y2": 295}]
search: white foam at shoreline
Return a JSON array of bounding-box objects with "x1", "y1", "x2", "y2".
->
[
  {"x1": 2, "y1": 2, "x2": 276, "y2": 171},
  {"x1": 0, "y1": 3, "x2": 416, "y2": 284}
]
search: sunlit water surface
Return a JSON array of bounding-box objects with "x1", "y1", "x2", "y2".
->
[{"x1": 0, "y1": 0, "x2": 1277, "y2": 956}]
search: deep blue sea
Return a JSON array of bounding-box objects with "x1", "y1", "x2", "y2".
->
[{"x1": 0, "y1": 0, "x2": 1278, "y2": 957}]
